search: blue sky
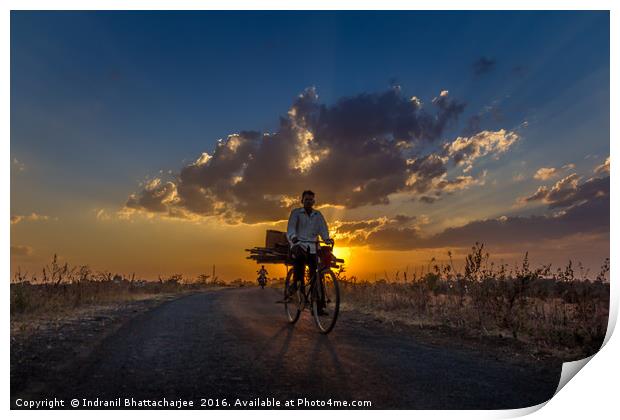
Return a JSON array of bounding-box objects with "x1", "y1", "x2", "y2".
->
[{"x1": 10, "y1": 11, "x2": 610, "y2": 278}]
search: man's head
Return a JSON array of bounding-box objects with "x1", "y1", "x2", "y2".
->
[
  {"x1": 301, "y1": 190, "x2": 315, "y2": 210},
  {"x1": 261, "y1": 265, "x2": 265, "y2": 269}
]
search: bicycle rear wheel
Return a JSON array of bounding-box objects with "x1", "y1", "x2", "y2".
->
[
  {"x1": 312, "y1": 269, "x2": 340, "y2": 334},
  {"x1": 284, "y1": 268, "x2": 301, "y2": 324}
]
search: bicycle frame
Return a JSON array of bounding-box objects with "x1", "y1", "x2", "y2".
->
[
  {"x1": 284, "y1": 239, "x2": 341, "y2": 334},
  {"x1": 291, "y1": 240, "x2": 331, "y2": 306}
]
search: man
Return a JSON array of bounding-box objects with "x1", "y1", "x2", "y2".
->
[
  {"x1": 256, "y1": 265, "x2": 268, "y2": 287},
  {"x1": 285, "y1": 190, "x2": 334, "y2": 312},
  {"x1": 257, "y1": 265, "x2": 268, "y2": 277}
]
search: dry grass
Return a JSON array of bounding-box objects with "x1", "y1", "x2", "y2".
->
[
  {"x1": 10, "y1": 254, "x2": 225, "y2": 318},
  {"x1": 340, "y1": 243, "x2": 609, "y2": 359},
  {"x1": 12, "y1": 248, "x2": 609, "y2": 359}
]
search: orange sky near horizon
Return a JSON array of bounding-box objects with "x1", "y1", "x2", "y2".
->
[{"x1": 10, "y1": 207, "x2": 610, "y2": 283}]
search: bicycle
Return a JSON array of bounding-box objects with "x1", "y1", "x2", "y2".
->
[{"x1": 283, "y1": 240, "x2": 342, "y2": 334}]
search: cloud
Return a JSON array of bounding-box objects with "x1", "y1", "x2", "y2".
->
[
  {"x1": 363, "y1": 194, "x2": 609, "y2": 251},
  {"x1": 122, "y1": 87, "x2": 518, "y2": 223},
  {"x1": 461, "y1": 99, "x2": 504, "y2": 136},
  {"x1": 533, "y1": 164, "x2": 575, "y2": 180},
  {"x1": 405, "y1": 153, "x2": 449, "y2": 193},
  {"x1": 408, "y1": 170, "x2": 487, "y2": 200},
  {"x1": 518, "y1": 174, "x2": 609, "y2": 210},
  {"x1": 444, "y1": 129, "x2": 519, "y2": 173},
  {"x1": 11, "y1": 213, "x2": 50, "y2": 225},
  {"x1": 429, "y1": 196, "x2": 607, "y2": 248},
  {"x1": 95, "y1": 209, "x2": 111, "y2": 221},
  {"x1": 364, "y1": 226, "x2": 423, "y2": 250},
  {"x1": 125, "y1": 178, "x2": 180, "y2": 214},
  {"x1": 333, "y1": 214, "x2": 424, "y2": 246},
  {"x1": 335, "y1": 219, "x2": 384, "y2": 234},
  {"x1": 11, "y1": 245, "x2": 34, "y2": 257},
  {"x1": 547, "y1": 176, "x2": 609, "y2": 209},
  {"x1": 533, "y1": 167, "x2": 558, "y2": 180},
  {"x1": 407, "y1": 129, "x2": 511, "y2": 198},
  {"x1": 520, "y1": 185, "x2": 550, "y2": 204},
  {"x1": 390, "y1": 214, "x2": 419, "y2": 227},
  {"x1": 435, "y1": 171, "x2": 487, "y2": 192},
  {"x1": 463, "y1": 115, "x2": 482, "y2": 136},
  {"x1": 544, "y1": 174, "x2": 582, "y2": 206},
  {"x1": 123, "y1": 88, "x2": 466, "y2": 222},
  {"x1": 594, "y1": 156, "x2": 610, "y2": 174},
  {"x1": 419, "y1": 195, "x2": 440, "y2": 204},
  {"x1": 332, "y1": 169, "x2": 608, "y2": 251},
  {"x1": 473, "y1": 57, "x2": 496, "y2": 76}
]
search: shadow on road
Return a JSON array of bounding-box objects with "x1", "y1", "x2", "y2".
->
[{"x1": 271, "y1": 325, "x2": 297, "y2": 375}]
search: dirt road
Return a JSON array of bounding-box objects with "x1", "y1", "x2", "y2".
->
[{"x1": 12, "y1": 288, "x2": 561, "y2": 409}]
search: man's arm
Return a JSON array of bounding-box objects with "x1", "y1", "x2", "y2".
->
[
  {"x1": 286, "y1": 209, "x2": 299, "y2": 245},
  {"x1": 317, "y1": 212, "x2": 333, "y2": 244}
]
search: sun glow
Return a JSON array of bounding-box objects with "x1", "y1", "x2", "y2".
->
[{"x1": 333, "y1": 246, "x2": 352, "y2": 267}]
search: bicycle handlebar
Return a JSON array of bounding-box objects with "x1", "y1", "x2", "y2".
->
[
  {"x1": 291, "y1": 239, "x2": 334, "y2": 247},
  {"x1": 316, "y1": 239, "x2": 335, "y2": 250}
]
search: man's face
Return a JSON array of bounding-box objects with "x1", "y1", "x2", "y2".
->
[{"x1": 302, "y1": 194, "x2": 315, "y2": 210}]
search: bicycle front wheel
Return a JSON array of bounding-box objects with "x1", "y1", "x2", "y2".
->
[
  {"x1": 312, "y1": 269, "x2": 340, "y2": 334},
  {"x1": 284, "y1": 268, "x2": 301, "y2": 324}
]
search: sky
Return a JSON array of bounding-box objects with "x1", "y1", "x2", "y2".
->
[{"x1": 10, "y1": 11, "x2": 610, "y2": 281}]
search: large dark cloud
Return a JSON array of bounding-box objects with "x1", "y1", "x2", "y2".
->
[
  {"x1": 123, "y1": 87, "x2": 518, "y2": 224},
  {"x1": 306, "y1": 88, "x2": 465, "y2": 148}
]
